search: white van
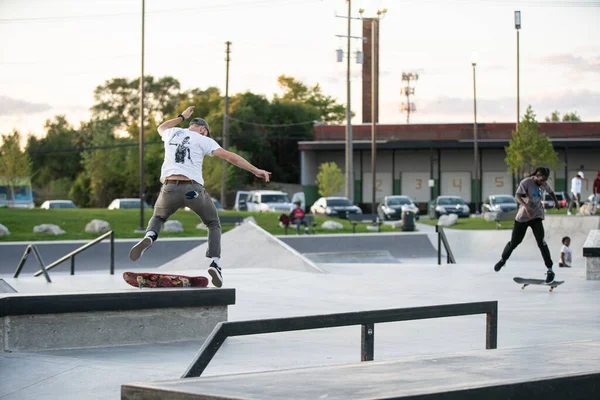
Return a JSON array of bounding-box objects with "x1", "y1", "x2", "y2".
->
[{"x1": 246, "y1": 190, "x2": 294, "y2": 213}]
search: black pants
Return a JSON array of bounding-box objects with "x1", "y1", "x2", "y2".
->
[{"x1": 501, "y1": 218, "x2": 553, "y2": 268}]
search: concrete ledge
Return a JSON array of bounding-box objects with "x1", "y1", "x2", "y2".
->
[
  {"x1": 1, "y1": 289, "x2": 235, "y2": 352},
  {"x1": 122, "y1": 341, "x2": 600, "y2": 400},
  {"x1": 583, "y1": 229, "x2": 600, "y2": 280}
]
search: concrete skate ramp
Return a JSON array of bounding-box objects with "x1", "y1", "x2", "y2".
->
[
  {"x1": 0, "y1": 279, "x2": 17, "y2": 293},
  {"x1": 122, "y1": 341, "x2": 600, "y2": 400},
  {"x1": 432, "y1": 216, "x2": 600, "y2": 266},
  {"x1": 158, "y1": 222, "x2": 323, "y2": 273}
]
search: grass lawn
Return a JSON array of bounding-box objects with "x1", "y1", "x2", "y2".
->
[
  {"x1": 419, "y1": 208, "x2": 571, "y2": 230},
  {"x1": 0, "y1": 208, "x2": 400, "y2": 242}
]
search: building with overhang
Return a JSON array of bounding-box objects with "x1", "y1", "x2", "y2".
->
[{"x1": 299, "y1": 122, "x2": 600, "y2": 211}]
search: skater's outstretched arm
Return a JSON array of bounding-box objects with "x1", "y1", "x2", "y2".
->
[
  {"x1": 213, "y1": 148, "x2": 271, "y2": 182},
  {"x1": 158, "y1": 106, "x2": 195, "y2": 136}
]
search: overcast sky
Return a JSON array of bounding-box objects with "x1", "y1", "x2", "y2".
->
[{"x1": 1, "y1": 0, "x2": 599, "y2": 138}]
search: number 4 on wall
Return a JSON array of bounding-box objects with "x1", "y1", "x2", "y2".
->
[{"x1": 453, "y1": 179, "x2": 462, "y2": 192}]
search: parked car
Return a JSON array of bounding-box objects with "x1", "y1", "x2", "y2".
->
[
  {"x1": 377, "y1": 195, "x2": 420, "y2": 221},
  {"x1": 40, "y1": 200, "x2": 77, "y2": 209},
  {"x1": 428, "y1": 196, "x2": 470, "y2": 219},
  {"x1": 108, "y1": 198, "x2": 151, "y2": 209},
  {"x1": 543, "y1": 191, "x2": 568, "y2": 209},
  {"x1": 233, "y1": 190, "x2": 250, "y2": 211},
  {"x1": 246, "y1": 190, "x2": 294, "y2": 213},
  {"x1": 291, "y1": 191, "x2": 305, "y2": 211},
  {"x1": 310, "y1": 197, "x2": 362, "y2": 219},
  {"x1": 482, "y1": 195, "x2": 518, "y2": 216}
]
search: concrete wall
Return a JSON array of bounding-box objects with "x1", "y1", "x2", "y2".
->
[{"x1": 2, "y1": 306, "x2": 227, "y2": 352}]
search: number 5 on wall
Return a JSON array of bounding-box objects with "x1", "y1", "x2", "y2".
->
[{"x1": 495, "y1": 177, "x2": 504, "y2": 188}]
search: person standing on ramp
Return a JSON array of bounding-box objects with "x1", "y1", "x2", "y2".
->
[
  {"x1": 493, "y1": 167, "x2": 560, "y2": 284},
  {"x1": 129, "y1": 106, "x2": 271, "y2": 287}
]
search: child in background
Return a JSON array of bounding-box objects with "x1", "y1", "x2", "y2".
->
[{"x1": 559, "y1": 236, "x2": 572, "y2": 268}]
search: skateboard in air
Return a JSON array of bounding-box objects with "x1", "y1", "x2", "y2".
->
[
  {"x1": 123, "y1": 272, "x2": 208, "y2": 289},
  {"x1": 513, "y1": 277, "x2": 565, "y2": 292}
]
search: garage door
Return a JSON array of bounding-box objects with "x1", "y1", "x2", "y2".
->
[
  {"x1": 441, "y1": 172, "x2": 471, "y2": 200},
  {"x1": 401, "y1": 172, "x2": 431, "y2": 203},
  {"x1": 482, "y1": 171, "x2": 513, "y2": 200},
  {"x1": 362, "y1": 172, "x2": 392, "y2": 203}
]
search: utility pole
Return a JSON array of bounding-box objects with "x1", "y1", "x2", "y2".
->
[
  {"x1": 472, "y1": 54, "x2": 479, "y2": 214},
  {"x1": 400, "y1": 72, "x2": 418, "y2": 123},
  {"x1": 371, "y1": 18, "x2": 377, "y2": 217},
  {"x1": 335, "y1": 1, "x2": 361, "y2": 203},
  {"x1": 515, "y1": 11, "x2": 521, "y2": 132},
  {"x1": 220, "y1": 41, "x2": 231, "y2": 208},
  {"x1": 138, "y1": 0, "x2": 145, "y2": 232}
]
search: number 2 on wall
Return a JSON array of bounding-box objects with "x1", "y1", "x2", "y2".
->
[{"x1": 376, "y1": 179, "x2": 383, "y2": 192}]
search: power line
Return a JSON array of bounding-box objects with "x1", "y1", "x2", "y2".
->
[
  {"x1": 0, "y1": 0, "x2": 321, "y2": 24},
  {"x1": 229, "y1": 116, "x2": 316, "y2": 128}
]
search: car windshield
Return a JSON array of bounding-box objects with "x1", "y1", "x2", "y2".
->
[
  {"x1": 492, "y1": 196, "x2": 516, "y2": 204},
  {"x1": 438, "y1": 197, "x2": 464, "y2": 205},
  {"x1": 57, "y1": 202, "x2": 75, "y2": 208},
  {"x1": 261, "y1": 194, "x2": 290, "y2": 203},
  {"x1": 213, "y1": 199, "x2": 223, "y2": 209},
  {"x1": 121, "y1": 200, "x2": 139, "y2": 208},
  {"x1": 328, "y1": 198, "x2": 352, "y2": 207},
  {"x1": 386, "y1": 197, "x2": 412, "y2": 206}
]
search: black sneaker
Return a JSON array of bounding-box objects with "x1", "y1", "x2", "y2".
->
[
  {"x1": 545, "y1": 270, "x2": 555, "y2": 284},
  {"x1": 494, "y1": 259, "x2": 505, "y2": 272},
  {"x1": 208, "y1": 261, "x2": 223, "y2": 288},
  {"x1": 129, "y1": 237, "x2": 153, "y2": 261}
]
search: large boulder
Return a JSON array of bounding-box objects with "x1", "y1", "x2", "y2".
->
[
  {"x1": 34, "y1": 224, "x2": 65, "y2": 235},
  {"x1": 437, "y1": 214, "x2": 458, "y2": 227},
  {"x1": 85, "y1": 219, "x2": 111, "y2": 234},
  {"x1": 322, "y1": 220, "x2": 344, "y2": 230},
  {"x1": 164, "y1": 220, "x2": 183, "y2": 233},
  {"x1": 0, "y1": 223, "x2": 10, "y2": 236}
]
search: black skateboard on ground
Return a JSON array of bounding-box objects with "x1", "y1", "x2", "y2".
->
[{"x1": 513, "y1": 277, "x2": 565, "y2": 292}]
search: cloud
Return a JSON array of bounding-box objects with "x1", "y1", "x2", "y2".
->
[
  {"x1": 0, "y1": 95, "x2": 52, "y2": 116},
  {"x1": 533, "y1": 53, "x2": 600, "y2": 74}
]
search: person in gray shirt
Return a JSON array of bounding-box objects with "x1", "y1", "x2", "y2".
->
[{"x1": 494, "y1": 167, "x2": 560, "y2": 283}]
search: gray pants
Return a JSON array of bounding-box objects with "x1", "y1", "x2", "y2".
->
[
  {"x1": 568, "y1": 192, "x2": 580, "y2": 214},
  {"x1": 147, "y1": 182, "x2": 221, "y2": 259}
]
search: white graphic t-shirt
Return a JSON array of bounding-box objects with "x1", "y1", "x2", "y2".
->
[
  {"x1": 560, "y1": 245, "x2": 572, "y2": 265},
  {"x1": 160, "y1": 128, "x2": 221, "y2": 185}
]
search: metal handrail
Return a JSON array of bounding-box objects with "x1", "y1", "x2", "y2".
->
[
  {"x1": 13, "y1": 230, "x2": 115, "y2": 280},
  {"x1": 182, "y1": 301, "x2": 498, "y2": 378},
  {"x1": 436, "y1": 225, "x2": 456, "y2": 264}
]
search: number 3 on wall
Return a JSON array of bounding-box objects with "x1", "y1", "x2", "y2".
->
[
  {"x1": 495, "y1": 177, "x2": 504, "y2": 188},
  {"x1": 453, "y1": 179, "x2": 462, "y2": 192},
  {"x1": 416, "y1": 179, "x2": 422, "y2": 190}
]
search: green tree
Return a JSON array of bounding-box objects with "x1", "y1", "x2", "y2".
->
[
  {"x1": 91, "y1": 75, "x2": 184, "y2": 131},
  {"x1": 506, "y1": 106, "x2": 559, "y2": 176},
  {"x1": 276, "y1": 75, "x2": 346, "y2": 123},
  {"x1": 544, "y1": 110, "x2": 582, "y2": 122},
  {"x1": 315, "y1": 162, "x2": 344, "y2": 197},
  {"x1": 0, "y1": 130, "x2": 32, "y2": 206}
]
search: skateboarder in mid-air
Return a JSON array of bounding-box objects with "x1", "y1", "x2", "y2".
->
[
  {"x1": 128, "y1": 106, "x2": 271, "y2": 287},
  {"x1": 494, "y1": 167, "x2": 561, "y2": 283}
]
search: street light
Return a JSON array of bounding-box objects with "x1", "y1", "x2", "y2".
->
[
  {"x1": 471, "y1": 52, "x2": 479, "y2": 214},
  {"x1": 359, "y1": 7, "x2": 387, "y2": 218},
  {"x1": 515, "y1": 11, "x2": 521, "y2": 132}
]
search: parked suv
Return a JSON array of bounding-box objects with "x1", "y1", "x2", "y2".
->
[
  {"x1": 543, "y1": 191, "x2": 568, "y2": 209},
  {"x1": 246, "y1": 190, "x2": 294, "y2": 213},
  {"x1": 482, "y1": 195, "x2": 518, "y2": 216},
  {"x1": 377, "y1": 195, "x2": 419, "y2": 221}
]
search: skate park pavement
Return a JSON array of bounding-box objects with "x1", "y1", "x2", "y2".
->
[{"x1": 1, "y1": 216, "x2": 599, "y2": 399}]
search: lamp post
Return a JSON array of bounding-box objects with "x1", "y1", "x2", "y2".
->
[
  {"x1": 515, "y1": 11, "x2": 521, "y2": 132},
  {"x1": 471, "y1": 52, "x2": 479, "y2": 214},
  {"x1": 138, "y1": 0, "x2": 145, "y2": 231}
]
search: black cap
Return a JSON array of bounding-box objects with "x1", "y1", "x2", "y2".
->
[{"x1": 189, "y1": 118, "x2": 210, "y2": 137}]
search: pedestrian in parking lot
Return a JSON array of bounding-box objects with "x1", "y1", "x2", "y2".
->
[
  {"x1": 493, "y1": 167, "x2": 560, "y2": 284},
  {"x1": 128, "y1": 106, "x2": 271, "y2": 287},
  {"x1": 558, "y1": 236, "x2": 572, "y2": 268},
  {"x1": 592, "y1": 171, "x2": 600, "y2": 215},
  {"x1": 567, "y1": 171, "x2": 584, "y2": 216}
]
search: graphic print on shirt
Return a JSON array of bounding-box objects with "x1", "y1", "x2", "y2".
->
[
  {"x1": 529, "y1": 185, "x2": 545, "y2": 208},
  {"x1": 169, "y1": 134, "x2": 193, "y2": 165}
]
